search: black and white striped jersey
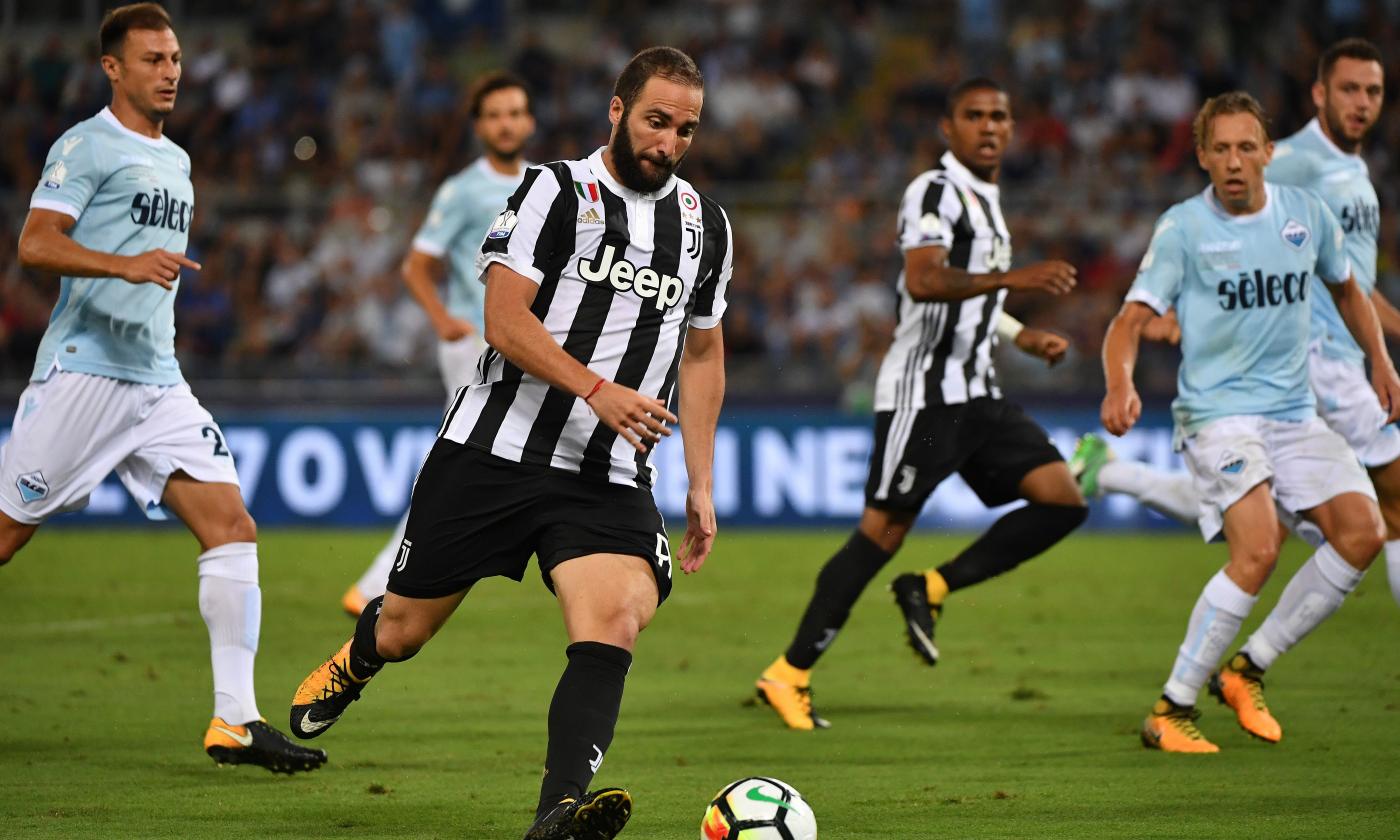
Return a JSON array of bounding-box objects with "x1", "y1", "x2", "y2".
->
[
  {"x1": 874, "y1": 151, "x2": 1013, "y2": 411},
  {"x1": 441, "y1": 147, "x2": 733, "y2": 489}
]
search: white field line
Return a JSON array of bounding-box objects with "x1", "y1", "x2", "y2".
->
[{"x1": 12, "y1": 611, "x2": 187, "y2": 637}]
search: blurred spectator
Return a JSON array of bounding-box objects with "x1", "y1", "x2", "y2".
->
[{"x1": 0, "y1": 0, "x2": 1396, "y2": 408}]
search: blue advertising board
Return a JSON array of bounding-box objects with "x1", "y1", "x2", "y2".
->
[{"x1": 0, "y1": 406, "x2": 1188, "y2": 530}]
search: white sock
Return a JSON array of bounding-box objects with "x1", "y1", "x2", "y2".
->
[
  {"x1": 1386, "y1": 540, "x2": 1400, "y2": 608},
  {"x1": 1242, "y1": 543, "x2": 1363, "y2": 670},
  {"x1": 356, "y1": 511, "x2": 409, "y2": 599},
  {"x1": 198, "y1": 542, "x2": 262, "y2": 724},
  {"x1": 1097, "y1": 460, "x2": 1200, "y2": 525},
  {"x1": 1163, "y1": 571, "x2": 1257, "y2": 707}
]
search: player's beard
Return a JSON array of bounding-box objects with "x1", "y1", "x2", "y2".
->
[
  {"x1": 611, "y1": 110, "x2": 683, "y2": 193},
  {"x1": 1322, "y1": 99, "x2": 1365, "y2": 153},
  {"x1": 483, "y1": 133, "x2": 526, "y2": 164}
]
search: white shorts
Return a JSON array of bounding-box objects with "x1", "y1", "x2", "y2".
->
[
  {"x1": 1309, "y1": 346, "x2": 1400, "y2": 468},
  {"x1": 0, "y1": 372, "x2": 240, "y2": 524},
  {"x1": 1182, "y1": 415, "x2": 1375, "y2": 542},
  {"x1": 437, "y1": 334, "x2": 486, "y2": 402}
]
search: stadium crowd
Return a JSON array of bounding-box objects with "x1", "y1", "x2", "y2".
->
[{"x1": 2, "y1": 0, "x2": 1399, "y2": 405}]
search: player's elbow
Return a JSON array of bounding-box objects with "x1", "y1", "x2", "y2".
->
[{"x1": 17, "y1": 230, "x2": 46, "y2": 271}]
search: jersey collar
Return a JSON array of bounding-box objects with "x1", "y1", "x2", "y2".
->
[
  {"x1": 940, "y1": 151, "x2": 999, "y2": 198},
  {"x1": 1299, "y1": 116, "x2": 1355, "y2": 162},
  {"x1": 1202, "y1": 182, "x2": 1272, "y2": 223},
  {"x1": 98, "y1": 107, "x2": 168, "y2": 148},
  {"x1": 472, "y1": 156, "x2": 529, "y2": 186},
  {"x1": 589, "y1": 146, "x2": 677, "y2": 202}
]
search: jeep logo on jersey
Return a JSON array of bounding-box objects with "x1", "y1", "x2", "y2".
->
[
  {"x1": 1217, "y1": 270, "x2": 1308, "y2": 310},
  {"x1": 130, "y1": 188, "x2": 192, "y2": 232},
  {"x1": 577, "y1": 244, "x2": 685, "y2": 311}
]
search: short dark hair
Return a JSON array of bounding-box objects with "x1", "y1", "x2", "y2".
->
[
  {"x1": 1192, "y1": 90, "x2": 1270, "y2": 148},
  {"x1": 945, "y1": 77, "x2": 1007, "y2": 116},
  {"x1": 100, "y1": 2, "x2": 173, "y2": 57},
  {"x1": 612, "y1": 46, "x2": 703, "y2": 111},
  {"x1": 1318, "y1": 37, "x2": 1383, "y2": 83},
  {"x1": 468, "y1": 71, "x2": 530, "y2": 119}
]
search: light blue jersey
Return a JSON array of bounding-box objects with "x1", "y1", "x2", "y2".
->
[
  {"x1": 410, "y1": 157, "x2": 527, "y2": 333},
  {"x1": 28, "y1": 108, "x2": 194, "y2": 385},
  {"x1": 1266, "y1": 118, "x2": 1379, "y2": 363},
  {"x1": 1128, "y1": 184, "x2": 1351, "y2": 440}
]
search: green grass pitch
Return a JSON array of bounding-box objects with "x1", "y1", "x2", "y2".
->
[{"x1": 4, "y1": 528, "x2": 1399, "y2": 838}]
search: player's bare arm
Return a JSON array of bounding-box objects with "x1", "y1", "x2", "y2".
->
[
  {"x1": 19, "y1": 207, "x2": 198, "y2": 290},
  {"x1": 483, "y1": 262, "x2": 677, "y2": 451},
  {"x1": 676, "y1": 323, "x2": 724, "y2": 573},
  {"x1": 1368, "y1": 288, "x2": 1400, "y2": 341},
  {"x1": 902, "y1": 244, "x2": 1076, "y2": 302},
  {"x1": 1014, "y1": 327, "x2": 1069, "y2": 367},
  {"x1": 401, "y1": 248, "x2": 475, "y2": 340},
  {"x1": 1140, "y1": 308, "x2": 1182, "y2": 344},
  {"x1": 1100, "y1": 301, "x2": 1156, "y2": 436},
  {"x1": 1329, "y1": 277, "x2": 1400, "y2": 421}
]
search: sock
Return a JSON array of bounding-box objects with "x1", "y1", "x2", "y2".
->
[
  {"x1": 1097, "y1": 461, "x2": 1200, "y2": 525},
  {"x1": 355, "y1": 511, "x2": 409, "y2": 600},
  {"x1": 1242, "y1": 543, "x2": 1364, "y2": 670},
  {"x1": 761, "y1": 655, "x2": 810, "y2": 688},
  {"x1": 782, "y1": 531, "x2": 893, "y2": 669},
  {"x1": 1162, "y1": 570, "x2": 1257, "y2": 707},
  {"x1": 197, "y1": 542, "x2": 262, "y2": 724},
  {"x1": 935, "y1": 503, "x2": 1087, "y2": 593},
  {"x1": 537, "y1": 642, "x2": 632, "y2": 818},
  {"x1": 1387, "y1": 540, "x2": 1400, "y2": 608},
  {"x1": 925, "y1": 569, "x2": 949, "y2": 605},
  {"x1": 349, "y1": 595, "x2": 388, "y2": 679}
]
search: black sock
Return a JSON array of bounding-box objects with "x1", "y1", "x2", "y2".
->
[
  {"x1": 537, "y1": 641, "x2": 632, "y2": 818},
  {"x1": 349, "y1": 595, "x2": 387, "y2": 679},
  {"x1": 782, "y1": 530, "x2": 893, "y2": 670},
  {"x1": 935, "y1": 503, "x2": 1087, "y2": 592}
]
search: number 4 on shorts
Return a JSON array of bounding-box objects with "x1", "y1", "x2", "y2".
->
[{"x1": 654, "y1": 532, "x2": 672, "y2": 579}]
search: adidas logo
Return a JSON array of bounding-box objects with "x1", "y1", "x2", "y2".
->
[{"x1": 578, "y1": 207, "x2": 603, "y2": 225}]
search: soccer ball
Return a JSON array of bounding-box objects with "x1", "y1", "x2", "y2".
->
[{"x1": 701, "y1": 776, "x2": 817, "y2": 840}]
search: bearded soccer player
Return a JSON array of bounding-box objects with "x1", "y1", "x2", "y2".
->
[
  {"x1": 2, "y1": 3, "x2": 324, "y2": 773},
  {"x1": 755, "y1": 78, "x2": 1087, "y2": 731},
  {"x1": 341, "y1": 71, "x2": 536, "y2": 617},
  {"x1": 291, "y1": 47, "x2": 731, "y2": 839},
  {"x1": 1104, "y1": 92, "x2": 1399, "y2": 753},
  {"x1": 1072, "y1": 40, "x2": 1400, "y2": 618}
]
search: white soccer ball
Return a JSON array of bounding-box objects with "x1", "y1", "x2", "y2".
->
[{"x1": 701, "y1": 776, "x2": 817, "y2": 840}]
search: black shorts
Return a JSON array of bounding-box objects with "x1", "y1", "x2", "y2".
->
[
  {"x1": 864, "y1": 397, "x2": 1063, "y2": 511},
  {"x1": 388, "y1": 440, "x2": 673, "y2": 603}
]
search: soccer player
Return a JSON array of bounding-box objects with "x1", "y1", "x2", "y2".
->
[
  {"x1": 755, "y1": 78, "x2": 1088, "y2": 731},
  {"x1": 1073, "y1": 39, "x2": 1400, "y2": 611},
  {"x1": 290, "y1": 47, "x2": 731, "y2": 839},
  {"x1": 1, "y1": 3, "x2": 324, "y2": 773},
  {"x1": 1104, "y1": 91, "x2": 1400, "y2": 753},
  {"x1": 341, "y1": 71, "x2": 536, "y2": 617}
]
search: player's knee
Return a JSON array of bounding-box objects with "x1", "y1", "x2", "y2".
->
[
  {"x1": 1331, "y1": 522, "x2": 1384, "y2": 568},
  {"x1": 1234, "y1": 540, "x2": 1281, "y2": 580},
  {"x1": 373, "y1": 622, "x2": 426, "y2": 662}
]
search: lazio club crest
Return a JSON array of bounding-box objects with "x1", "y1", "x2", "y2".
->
[{"x1": 1280, "y1": 219, "x2": 1310, "y2": 249}]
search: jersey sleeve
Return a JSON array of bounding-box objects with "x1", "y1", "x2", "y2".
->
[
  {"x1": 411, "y1": 177, "x2": 471, "y2": 258},
  {"x1": 30, "y1": 130, "x2": 104, "y2": 221},
  {"x1": 476, "y1": 166, "x2": 567, "y2": 285},
  {"x1": 1311, "y1": 197, "x2": 1351, "y2": 285},
  {"x1": 1125, "y1": 212, "x2": 1187, "y2": 314},
  {"x1": 1264, "y1": 143, "x2": 1318, "y2": 189},
  {"x1": 690, "y1": 203, "x2": 733, "y2": 329},
  {"x1": 897, "y1": 174, "x2": 962, "y2": 252}
]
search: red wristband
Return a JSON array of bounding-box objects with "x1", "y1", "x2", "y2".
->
[{"x1": 583, "y1": 378, "x2": 606, "y2": 402}]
